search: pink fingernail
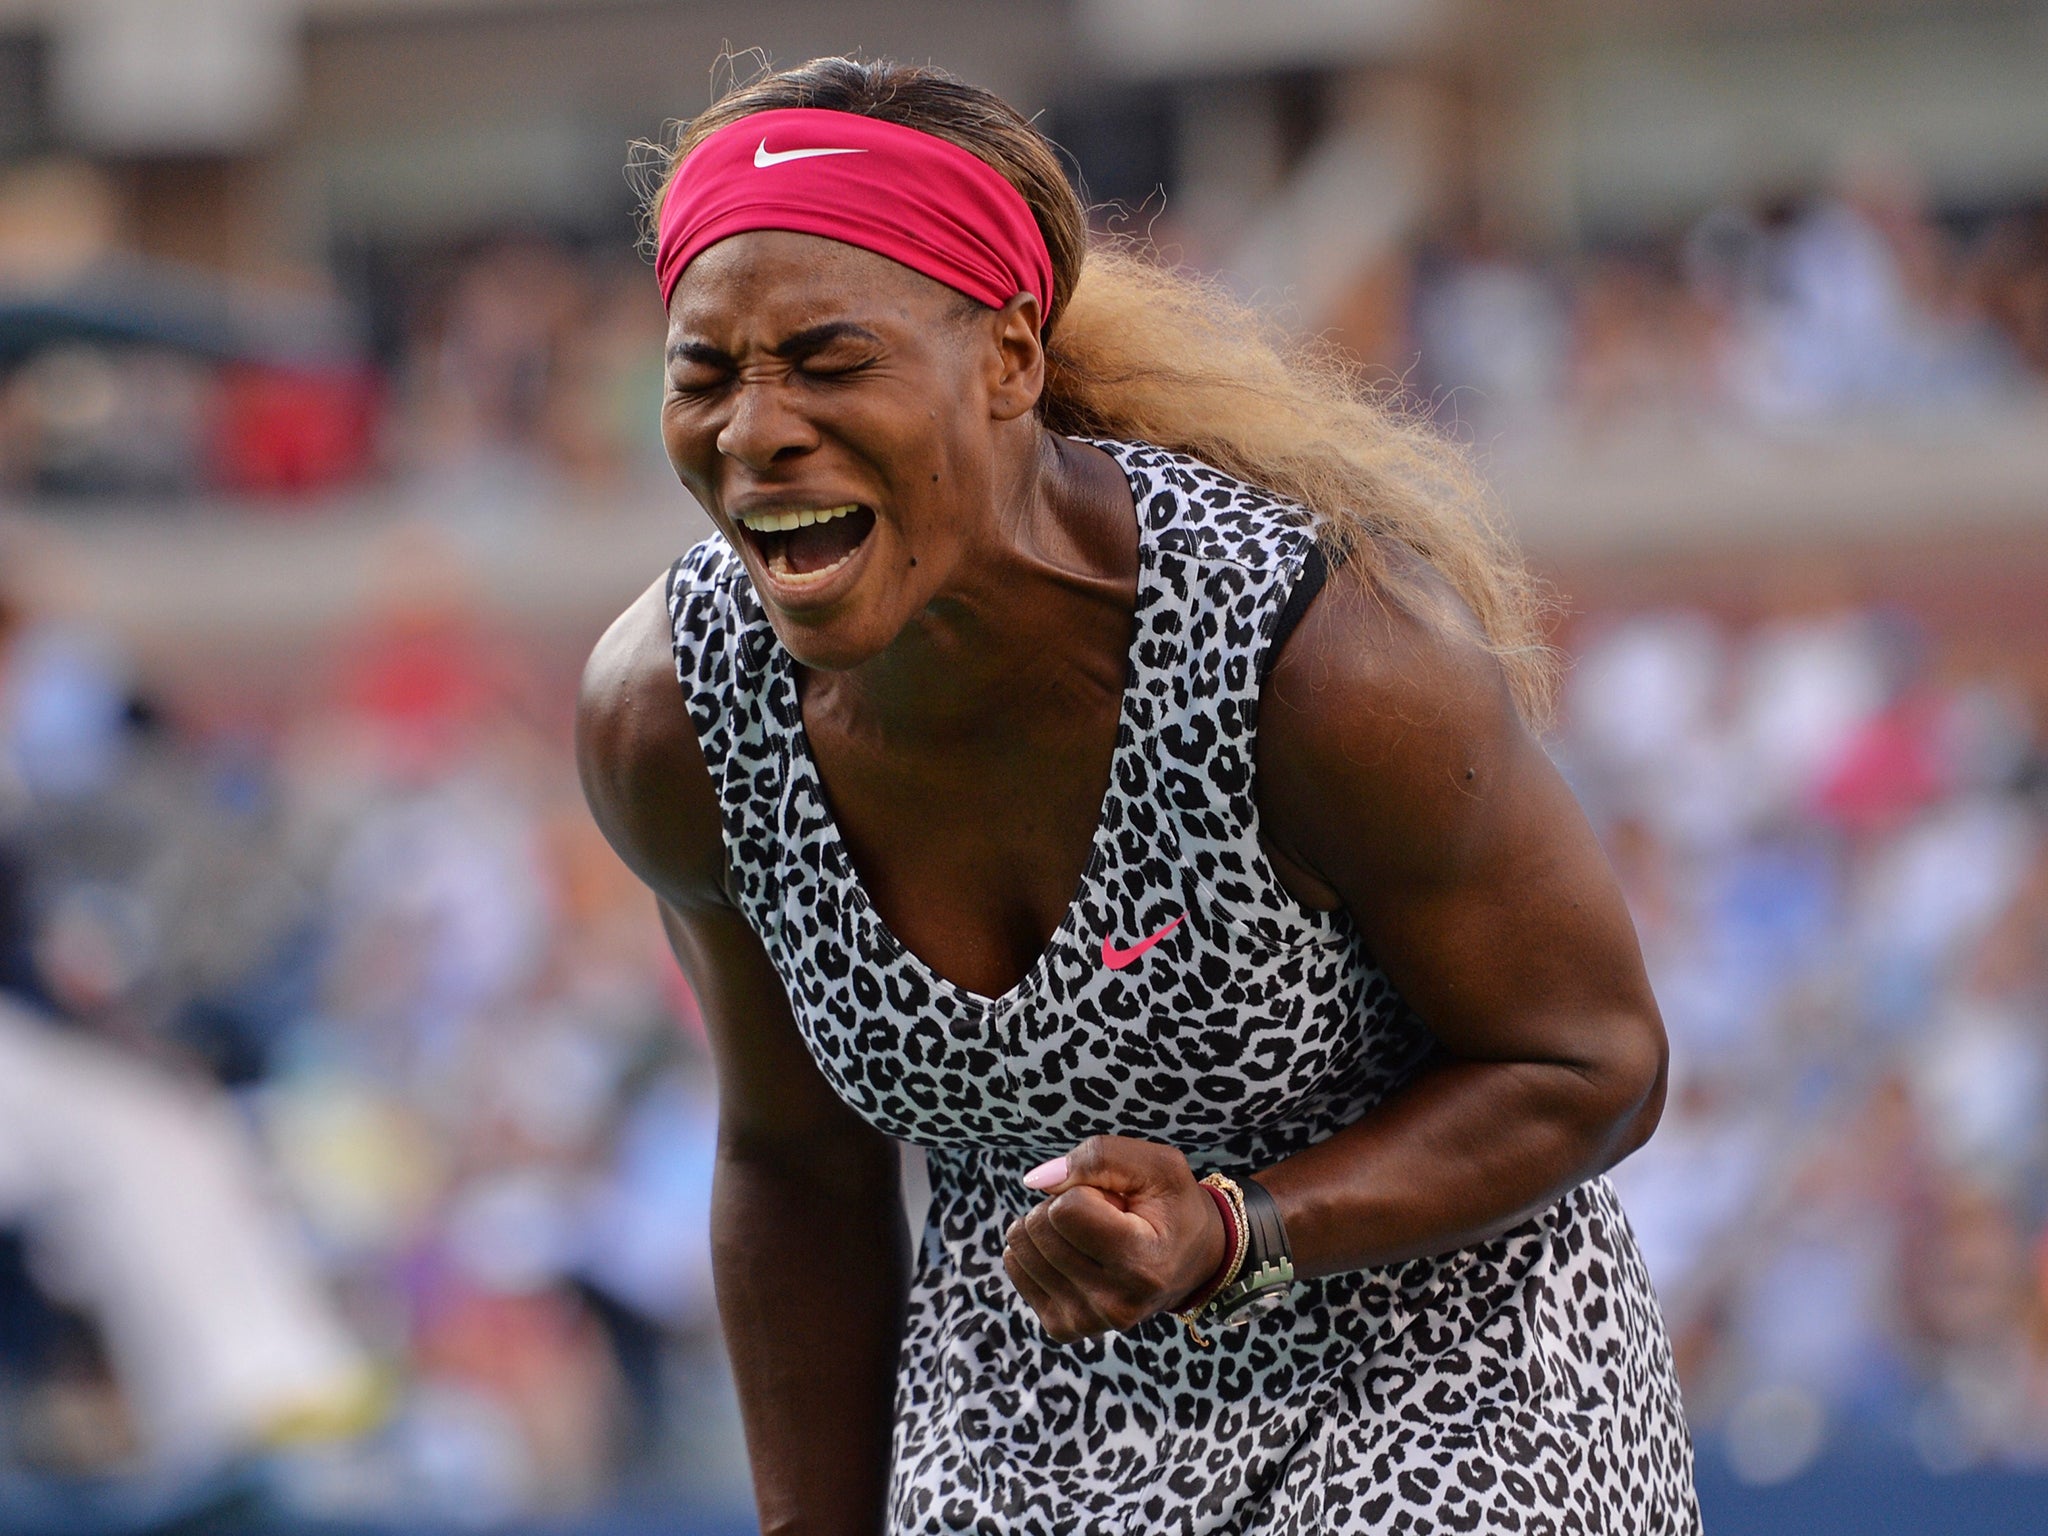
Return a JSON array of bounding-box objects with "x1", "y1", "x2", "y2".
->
[{"x1": 1022, "y1": 1156, "x2": 1068, "y2": 1191}]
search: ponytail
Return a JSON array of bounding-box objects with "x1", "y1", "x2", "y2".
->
[{"x1": 1042, "y1": 247, "x2": 1556, "y2": 727}]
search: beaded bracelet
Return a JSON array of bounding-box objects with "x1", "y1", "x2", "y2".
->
[{"x1": 1173, "y1": 1173, "x2": 1250, "y2": 1347}]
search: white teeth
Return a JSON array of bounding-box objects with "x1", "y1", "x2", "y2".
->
[
  {"x1": 763, "y1": 543, "x2": 858, "y2": 586},
  {"x1": 739, "y1": 503, "x2": 858, "y2": 533},
  {"x1": 747, "y1": 500, "x2": 866, "y2": 590}
]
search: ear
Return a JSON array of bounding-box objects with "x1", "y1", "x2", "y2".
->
[{"x1": 985, "y1": 293, "x2": 1045, "y2": 423}]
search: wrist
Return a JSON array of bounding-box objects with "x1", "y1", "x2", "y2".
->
[
  {"x1": 1202, "y1": 1174, "x2": 1296, "y2": 1323},
  {"x1": 1172, "y1": 1172, "x2": 1297, "y2": 1345},
  {"x1": 1175, "y1": 1180, "x2": 1238, "y2": 1312},
  {"x1": 1172, "y1": 1175, "x2": 1251, "y2": 1336}
]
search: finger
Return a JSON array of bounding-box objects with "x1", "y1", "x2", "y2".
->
[
  {"x1": 1064, "y1": 1134, "x2": 1181, "y2": 1199},
  {"x1": 1006, "y1": 1227, "x2": 1105, "y2": 1339},
  {"x1": 1003, "y1": 1236, "x2": 1097, "y2": 1343},
  {"x1": 1044, "y1": 1185, "x2": 1153, "y2": 1267},
  {"x1": 1021, "y1": 1147, "x2": 1079, "y2": 1194},
  {"x1": 1023, "y1": 1198, "x2": 1112, "y2": 1285},
  {"x1": 1005, "y1": 1222, "x2": 1077, "y2": 1302},
  {"x1": 1021, "y1": 1135, "x2": 1148, "y2": 1196},
  {"x1": 1002, "y1": 1241, "x2": 1056, "y2": 1315}
]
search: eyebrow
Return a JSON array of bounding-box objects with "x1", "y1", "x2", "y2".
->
[{"x1": 666, "y1": 321, "x2": 884, "y2": 367}]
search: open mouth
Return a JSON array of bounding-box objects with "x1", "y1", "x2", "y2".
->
[{"x1": 735, "y1": 503, "x2": 877, "y2": 586}]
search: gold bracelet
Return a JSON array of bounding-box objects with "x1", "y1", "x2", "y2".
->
[{"x1": 1174, "y1": 1172, "x2": 1249, "y2": 1348}]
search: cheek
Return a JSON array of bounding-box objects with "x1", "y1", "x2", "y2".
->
[{"x1": 659, "y1": 404, "x2": 715, "y2": 476}]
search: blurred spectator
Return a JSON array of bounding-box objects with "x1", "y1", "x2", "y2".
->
[
  {"x1": 1970, "y1": 210, "x2": 2048, "y2": 376},
  {"x1": 0, "y1": 157, "x2": 383, "y2": 503},
  {"x1": 1412, "y1": 217, "x2": 1571, "y2": 433},
  {"x1": 1570, "y1": 249, "x2": 1722, "y2": 434},
  {"x1": 0, "y1": 558, "x2": 736, "y2": 1522},
  {"x1": 0, "y1": 994, "x2": 377, "y2": 1469},
  {"x1": 391, "y1": 239, "x2": 664, "y2": 505},
  {"x1": 1708, "y1": 170, "x2": 2014, "y2": 420},
  {"x1": 1579, "y1": 597, "x2": 2048, "y2": 1482},
  {"x1": 401, "y1": 239, "x2": 587, "y2": 481},
  {"x1": 1400, "y1": 171, "x2": 2046, "y2": 442}
]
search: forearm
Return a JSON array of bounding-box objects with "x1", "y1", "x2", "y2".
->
[
  {"x1": 1000, "y1": 1012, "x2": 1664, "y2": 1339},
  {"x1": 713, "y1": 1145, "x2": 910, "y2": 1536},
  {"x1": 1257, "y1": 1032, "x2": 1663, "y2": 1278}
]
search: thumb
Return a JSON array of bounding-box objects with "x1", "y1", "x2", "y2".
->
[{"x1": 1021, "y1": 1136, "x2": 1165, "y2": 1199}]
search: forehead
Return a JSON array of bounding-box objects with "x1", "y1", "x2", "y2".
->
[{"x1": 666, "y1": 230, "x2": 959, "y2": 340}]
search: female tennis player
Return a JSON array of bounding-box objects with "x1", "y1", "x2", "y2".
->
[{"x1": 578, "y1": 56, "x2": 1699, "y2": 1535}]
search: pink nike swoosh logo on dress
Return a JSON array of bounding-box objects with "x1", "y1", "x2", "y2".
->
[{"x1": 1101, "y1": 914, "x2": 1185, "y2": 971}]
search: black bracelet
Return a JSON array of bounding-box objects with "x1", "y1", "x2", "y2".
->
[
  {"x1": 1237, "y1": 1176, "x2": 1289, "y2": 1271},
  {"x1": 1199, "y1": 1174, "x2": 1297, "y2": 1326}
]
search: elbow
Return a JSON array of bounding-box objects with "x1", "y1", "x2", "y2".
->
[
  {"x1": 716, "y1": 1119, "x2": 903, "y2": 1208},
  {"x1": 1595, "y1": 1006, "x2": 1669, "y2": 1165}
]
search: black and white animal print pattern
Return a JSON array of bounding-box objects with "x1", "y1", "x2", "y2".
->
[{"x1": 668, "y1": 439, "x2": 1700, "y2": 1534}]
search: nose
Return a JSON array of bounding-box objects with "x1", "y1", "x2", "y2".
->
[{"x1": 715, "y1": 377, "x2": 817, "y2": 472}]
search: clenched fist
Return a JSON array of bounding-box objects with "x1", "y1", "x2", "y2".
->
[{"x1": 1002, "y1": 1135, "x2": 1227, "y2": 1343}]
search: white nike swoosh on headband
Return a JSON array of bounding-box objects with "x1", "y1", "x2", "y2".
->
[{"x1": 754, "y1": 140, "x2": 868, "y2": 168}]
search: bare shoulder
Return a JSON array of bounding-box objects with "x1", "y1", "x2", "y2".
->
[
  {"x1": 1256, "y1": 552, "x2": 1551, "y2": 900},
  {"x1": 575, "y1": 572, "x2": 730, "y2": 911}
]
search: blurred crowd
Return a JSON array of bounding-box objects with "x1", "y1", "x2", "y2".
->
[
  {"x1": 0, "y1": 568, "x2": 742, "y2": 1526},
  {"x1": 1577, "y1": 602, "x2": 2048, "y2": 1482},
  {"x1": 4, "y1": 156, "x2": 2048, "y2": 504},
  {"x1": 0, "y1": 160, "x2": 667, "y2": 505},
  {"x1": 370, "y1": 240, "x2": 670, "y2": 508},
  {"x1": 1407, "y1": 170, "x2": 2048, "y2": 441}
]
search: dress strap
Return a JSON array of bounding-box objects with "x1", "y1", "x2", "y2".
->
[{"x1": 1259, "y1": 542, "x2": 1330, "y2": 685}]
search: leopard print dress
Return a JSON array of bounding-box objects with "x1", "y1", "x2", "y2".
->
[{"x1": 667, "y1": 438, "x2": 1700, "y2": 1534}]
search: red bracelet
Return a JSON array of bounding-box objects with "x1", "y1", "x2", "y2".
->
[{"x1": 1176, "y1": 1180, "x2": 1242, "y2": 1316}]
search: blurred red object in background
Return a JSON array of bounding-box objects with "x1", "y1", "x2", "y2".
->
[
  {"x1": 209, "y1": 363, "x2": 381, "y2": 497},
  {"x1": 1815, "y1": 696, "x2": 1947, "y2": 836}
]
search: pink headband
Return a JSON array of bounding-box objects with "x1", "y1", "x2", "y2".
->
[{"x1": 655, "y1": 107, "x2": 1053, "y2": 318}]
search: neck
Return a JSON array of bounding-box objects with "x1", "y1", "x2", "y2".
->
[{"x1": 808, "y1": 432, "x2": 1137, "y2": 749}]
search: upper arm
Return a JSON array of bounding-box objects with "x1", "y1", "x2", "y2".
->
[
  {"x1": 576, "y1": 577, "x2": 890, "y2": 1172},
  {"x1": 576, "y1": 574, "x2": 731, "y2": 913},
  {"x1": 1256, "y1": 562, "x2": 1665, "y2": 1121}
]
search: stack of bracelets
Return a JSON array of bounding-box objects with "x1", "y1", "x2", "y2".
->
[{"x1": 1172, "y1": 1172, "x2": 1298, "y2": 1346}]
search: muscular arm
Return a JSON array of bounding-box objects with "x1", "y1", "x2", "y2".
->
[
  {"x1": 1248, "y1": 563, "x2": 1667, "y2": 1274},
  {"x1": 1005, "y1": 560, "x2": 1666, "y2": 1337},
  {"x1": 577, "y1": 578, "x2": 907, "y2": 1533}
]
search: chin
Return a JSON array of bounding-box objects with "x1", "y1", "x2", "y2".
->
[{"x1": 761, "y1": 607, "x2": 897, "y2": 674}]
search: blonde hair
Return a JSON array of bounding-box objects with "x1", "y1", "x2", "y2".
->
[{"x1": 644, "y1": 57, "x2": 1556, "y2": 725}]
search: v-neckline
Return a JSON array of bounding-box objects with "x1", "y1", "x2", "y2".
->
[{"x1": 771, "y1": 439, "x2": 1153, "y2": 1011}]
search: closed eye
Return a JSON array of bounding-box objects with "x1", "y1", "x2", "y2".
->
[
  {"x1": 799, "y1": 354, "x2": 877, "y2": 381},
  {"x1": 664, "y1": 322, "x2": 883, "y2": 396},
  {"x1": 666, "y1": 343, "x2": 734, "y2": 397},
  {"x1": 668, "y1": 370, "x2": 730, "y2": 398}
]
